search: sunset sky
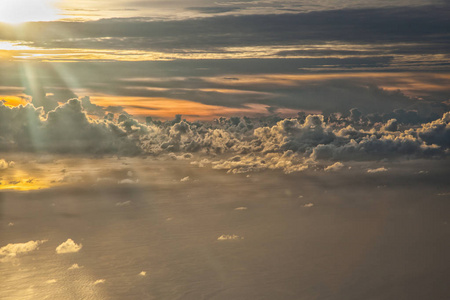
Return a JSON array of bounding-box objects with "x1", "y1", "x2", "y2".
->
[
  {"x1": 0, "y1": 0, "x2": 449, "y2": 119},
  {"x1": 1, "y1": 2, "x2": 450, "y2": 299}
]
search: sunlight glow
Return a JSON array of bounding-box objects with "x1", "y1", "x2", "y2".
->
[
  {"x1": 0, "y1": 0, "x2": 60, "y2": 24},
  {"x1": 0, "y1": 95, "x2": 30, "y2": 107},
  {"x1": 0, "y1": 177, "x2": 51, "y2": 191}
]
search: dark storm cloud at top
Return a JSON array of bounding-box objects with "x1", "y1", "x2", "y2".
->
[{"x1": 1, "y1": 5, "x2": 448, "y2": 52}]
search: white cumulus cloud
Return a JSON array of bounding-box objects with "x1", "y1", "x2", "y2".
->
[
  {"x1": 94, "y1": 279, "x2": 106, "y2": 285},
  {"x1": 0, "y1": 240, "x2": 47, "y2": 260},
  {"x1": 56, "y1": 239, "x2": 82, "y2": 254},
  {"x1": 0, "y1": 159, "x2": 14, "y2": 169}
]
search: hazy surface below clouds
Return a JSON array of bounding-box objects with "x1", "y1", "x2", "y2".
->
[{"x1": 1, "y1": 157, "x2": 449, "y2": 299}]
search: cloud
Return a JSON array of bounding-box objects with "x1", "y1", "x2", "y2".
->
[
  {"x1": 118, "y1": 179, "x2": 139, "y2": 184},
  {"x1": 46, "y1": 279, "x2": 57, "y2": 284},
  {"x1": 2, "y1": 59, "x2": 448, "y2": 118},
  {"x1": 367, "y1": 167, "x2": 388, "y2": 173},
  {"x1": 139, "y1": 271, "x2": 147, "y2": 276},
  {"x1": 212, "y1": 152, "x2": 309, "y2": 174},
  {"x1": 0, "y1": 5, "x2": 448, "y2": 123},
  {"x1": 234, "y1": 207, "x2": 248, "y2": 210},
  {"x1": 56, "y1": 239, "x2": 83, "y2": 254},
  {"x1": 417, "y1": 112, "x2": 450, "y2": 147},
  {"x1": 324, "y1": 162, "x2": 344, "y2": 172},
  {"x1": 187, "y1": 6, "x2": 242, "y2": 14},
  {"x1": 437, "y1": 192, "x2": 450, "y2": 196},
  {"x1": 0, "y1": 98, "x2": 449, "y2": 174},
  {"x1": 68, "y1": 263, "x2": 82, "y2": 270},
  {"x1": 93, "y1": 279, "x2": 106, "y2": 285},
  {"x1": 304, "y1": 203, "x2": 314, "y2": 208},
  {"x1": 382, "y1": 119, "x2": 399, "y2": 132},
  {"x1": 5, "y1": 6, "x2": 448, "y2": 52},
  {"x1": 0, "y1": 99, "x2": 141, "y2": 155},
  {"x1": 0, "y1": 240, "x2": 47, "y2": 260},
  {"x1": 180, "y1": 176, "x2": 190, "y2": 182},
  {"x1": 0, "y1": 159, "x2": 14, "y2": 169},
  {"x1": 217, "y1": 234, "x2": 243, "y2": 240}
]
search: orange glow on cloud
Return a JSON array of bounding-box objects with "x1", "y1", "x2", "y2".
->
[
  {"x1": 206, "y1": 72, "x2": 450, "y2": 98},
  {"x1": 1, "y1": 71, "x2": 448, "y2": 119},
  {"x1": 90, "y1": 95, "x2": 272, "y2": 120},
  {"x1": 0, "y1": 168, "x2": 52, "y2": 191},
  {"x1": 0, "y1": 95, "x2": 30, "y2": 107},
  {"x1": 0, "y1": 180, "x2": 50, "y2": 191}
]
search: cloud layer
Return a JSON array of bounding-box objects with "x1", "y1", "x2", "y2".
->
[
  {"x1": 0, "y1": 4, "x2": 448, "y2": 125},
  {"x1": 1, "y1": 99, "x2": 449, "y2": 174}
]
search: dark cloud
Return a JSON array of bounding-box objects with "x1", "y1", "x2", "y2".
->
[
  {"x1": 0, "y1": 6, "x2": 448, "y2": 122},
  {"x1": 1, "y1": 5, "x2": 448, "y2": 52},
  {"x1": 0, "y1": 99, "x2": 140, "y2": 155},
  {"x1": 1, "y1": 61, "x2": 448, "y2": 117},
  {"x1": 187, "y1": 6, "x2": 242, "y2": 14}
]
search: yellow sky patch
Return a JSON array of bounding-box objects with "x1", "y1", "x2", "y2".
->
[{"x1": 0, "y1": 95, "x2": 30, "y2": 107}]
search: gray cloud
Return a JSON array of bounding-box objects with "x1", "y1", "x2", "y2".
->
[
  {"x1": 0, "y1": 99, "x2": 141, "y2": 155},
  {"x1": 1, "y1": 6, "x2": 448, "y2": 55},
  {"x1": 187, "y1": 6, "x2": 242, "y2": 14},
  {"x1": 2, "y1": 61, "x2": 448, "y2": 117},
  {"x1": 2, "y1": 99, "x2": 449, "y2": 174}
]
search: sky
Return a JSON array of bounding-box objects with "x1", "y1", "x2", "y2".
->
[
  {"x1": 0, "y1": 0, "x2": 449, "y2": 119},
  {"x1": 1, "y1": 2, "x2": 450, "y2": 299}
]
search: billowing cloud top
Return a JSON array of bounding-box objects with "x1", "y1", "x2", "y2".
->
[
  {"x1": 1, "y1": 99, "x2": 449, "y2": 174},
  {"x1": 55, "y1": 239, "x2": 83, "y2": 254},
  {"x1": 0, "y1": 240, "x2": 47, "y2": 260}
]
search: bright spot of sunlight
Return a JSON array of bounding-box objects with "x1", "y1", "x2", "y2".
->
[{"x1": 0, "y1": 0, "x2": 60, "y2": 24}]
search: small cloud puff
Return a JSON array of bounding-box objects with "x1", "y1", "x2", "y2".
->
[
  {"x1": 367, "y1": 167, "x2": 388, "y2": 173},
  {"x1": 234, "y1": 207, "x2": 248, "y2": 210},
  {"x1": 324, "y1": 162, "x2": 344, "y2": 172},
  {"x1": 56, "y1": 239, "x2": 82, "y2": 254},
  {"x1": 116, "y1": 201, "x2": 131, "y2": 206},
  {"x1": 304, "y1": 203, "x2": 314, "y2": 208},
  {"x1": 217, "y1": 234, "x2": 244, "y2": 241},
  {"x1": 0, "y1": 159, "x2": 14, "y2": 169},
  {"x1": 0, "y1": 240, "x2": 47, "y2": 259},
  {"x1": 139, "y1": 271, "x2": 147, "y2": 276},
  {"x1": 68, "y1": 263, "x2": 82, "y2": 270},
  {"x1": 118, "y1": 179, "x2": 139, "y2": 184},
  {"x1": 180, "y1": 176, "x2": 190, "y2": 182},
  {"x1": 46, "y1": 279, "x2": 57, "y2": 284},
  {"x1": 93, "y1": 279, "x2": 106, "y2": 285}
]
